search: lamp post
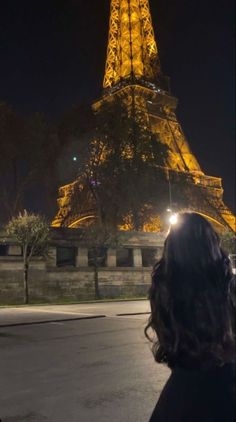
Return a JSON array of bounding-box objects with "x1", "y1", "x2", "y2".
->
[
  {"x1": 167, "y1": 168, "x2": 172, "y2": 211},
  {"x1": 166, "y1": 169, "x2": 178, "y2": 225}
]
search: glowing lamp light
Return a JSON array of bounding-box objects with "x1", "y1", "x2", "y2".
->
[
  {"x1": 169, "y1": 214, "x2": 178, "y2": 225},
  {"x1": 72, "y1": 156, "x2": 78, "y2": 162}
]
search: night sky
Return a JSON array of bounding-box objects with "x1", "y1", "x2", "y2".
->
[{"x1": 1, "y1": 0, "x2": 235, "y2": 212}]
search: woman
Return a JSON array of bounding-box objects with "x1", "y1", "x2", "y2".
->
[{"x1": 145, "y1": 212, "x2": 236, "y2": 422}]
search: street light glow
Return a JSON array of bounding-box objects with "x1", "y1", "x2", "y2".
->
[{"x1": 169, "y1": 213, "x2": 178, "y2": 225}]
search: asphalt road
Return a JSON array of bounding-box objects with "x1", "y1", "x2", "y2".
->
[{"x1": 0, "y1": 302, "x2": 170, "y2": 422}]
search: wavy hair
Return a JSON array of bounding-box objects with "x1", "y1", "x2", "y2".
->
[{"x1": 145, "y1": 212, "x2": 236, "y2": 369}]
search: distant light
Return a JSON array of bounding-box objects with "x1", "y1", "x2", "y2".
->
[
  {"x1": 90, "y1": 179, "x2": 101, "y2": 186},
  {"x1": 166, "y1": 208, "x2": 172, "y2": 213},
  {"x1": 72, "y1": 156, "x2": 78, "y2": 162},
  {"x1": 169, "y1": 214, "x2": 178, "y2": 225}
]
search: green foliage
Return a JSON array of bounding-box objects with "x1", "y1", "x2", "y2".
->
[
  {"x1": 0, "y1": 101, "x2": 98, "y2": 223},
  {"x1": 220, "y1": 231, "x2": 236, "y2": 255},
  {"x1": 25, "y1": 112, "x2": 61, "y2": 217},
  {"x1": 57, "y1": 98, "x2": 215, "y2": 231},
  {"x1": 0, "y1": 103, "x2": 63, "y2": 221},
  {"x1": 6, "y1": 211, "x2": 49, "y2": 260},
  {"x1": 82, "y1": 97, "x2": 171, "y2": 230},
  {"x1": 6, "y1": 210, "x2": 49, "y2": 304},
  {"x1": 0, "y1": 102, "x2": 27, "y2": 220},
  {"x1": 56, "y1": 104, "x2": 94, "y2": 185}
]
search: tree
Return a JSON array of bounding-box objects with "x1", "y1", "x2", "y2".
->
[
  {"x1": 82, "y1": 97, "x2": 171, "y2": 230},
  {"x1": 0, "y1": 102, "x2": 28, "y2": 222},
  {"x1": 220, "y1": 231, "x2": 236, "y2": 255},
  {"x1": 56, "y1": 103, "x2": 94, "y2": 185},
  {"x1": 6, "y1": 211, "x2": 49, "y2": 304},
  {"x1": 82, "y1": 223, "x2": 120, "y2": 299},
  {"x1": 25, "y1": 112, "x2": 61, "y2": 218},
  {"x1": 56, "y1": 97, "x2": 212, "y2": 232},
  {"x1": 0, "y1": 103, "x2": 62, "y2": 222}
]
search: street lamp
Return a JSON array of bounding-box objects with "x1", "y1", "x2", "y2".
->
[
  {"x1": 167, "y1": 169, "x2": 172, "y2": 210},
  {"x1": 166, "y1": 169, "x2": 178, "y2": 225},
  {"x1": 169, "y1": 213, "x2": 178, "y2": 225}
]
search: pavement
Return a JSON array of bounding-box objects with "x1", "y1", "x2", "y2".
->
[
  {"x1": 0, "y1": 300, "x2": 151, "y2": 327},
  {"x1": 0, "y1": 301, "x2": 170, "y2": 422}
]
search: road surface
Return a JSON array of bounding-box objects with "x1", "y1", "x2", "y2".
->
[{"x1": 0, "y1": 301, "x2": 170, "y2": 422}]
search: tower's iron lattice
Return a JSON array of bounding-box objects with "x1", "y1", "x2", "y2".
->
[{"x1": 53, "y1": 0, "x2": 235, "y2": 232}]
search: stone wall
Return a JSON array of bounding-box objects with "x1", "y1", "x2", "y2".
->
[{"x1": 0, "y1": 230, "x2": 165, "y2": 304}]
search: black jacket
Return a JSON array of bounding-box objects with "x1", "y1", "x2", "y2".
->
[{"x1": 149, "y1": 363, "x2": 236, "y2": 422}]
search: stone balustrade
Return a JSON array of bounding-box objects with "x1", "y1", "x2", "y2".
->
[{"x1": 0, "y1": 231, "x2": 165, "y2": 304}]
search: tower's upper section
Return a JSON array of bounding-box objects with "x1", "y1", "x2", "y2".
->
[{"x1": 103, "y1": 0, "x2": 162, "y2": 90}]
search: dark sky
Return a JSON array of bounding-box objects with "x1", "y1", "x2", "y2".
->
[{"x1": 1, "y1": 0, "x2": 235, "y2": 212}]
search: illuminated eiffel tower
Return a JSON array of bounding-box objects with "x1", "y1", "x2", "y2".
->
[{"x1": 53, "y1": 0, "x2": 235, "y2": 232}]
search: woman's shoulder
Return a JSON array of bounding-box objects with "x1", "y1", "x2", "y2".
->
[{"x1": 149, "y1": 363, "x2": 236, "y2": 422}]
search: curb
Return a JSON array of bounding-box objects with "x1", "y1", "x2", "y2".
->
[
  {"x1": 117, "y1": 312, "x2": 150, "y2": 316},
  {"x1": 0, "y1": 314, "x2": 106, "y2": 328},
  {"x1": 0, "y1": 298, "x2": 147, "y2": 309},
  {"x1": 0, "y1": 312, "x2": 151, "y2": 328}
]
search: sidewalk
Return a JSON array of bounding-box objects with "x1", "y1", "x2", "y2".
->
[{"x1": 0, "y1": 300, "x2": 150, "y2": 327}]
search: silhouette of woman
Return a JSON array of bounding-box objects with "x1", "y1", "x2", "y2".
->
[{"x1": 145, "y1": 212, "x2": 236, "y2": 421}]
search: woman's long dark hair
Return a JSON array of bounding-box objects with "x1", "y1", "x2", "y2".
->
[{"x1": 145, "y1": 212, "x2": 236, "y2": 369}]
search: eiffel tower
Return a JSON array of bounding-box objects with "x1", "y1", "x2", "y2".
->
[{"x1": 53, "y1": 0, "x2": 235, "y2": 233}]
